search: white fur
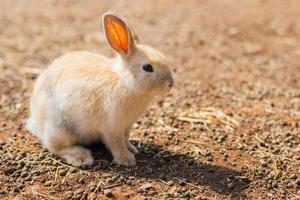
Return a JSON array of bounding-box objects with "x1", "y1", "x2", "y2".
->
[{"x1": 26, "y1": 12, "x2": 174, "y2": 167}]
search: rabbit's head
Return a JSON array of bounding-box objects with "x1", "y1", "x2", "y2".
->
[{"x1": 103, "y1": 12, "x2": 174, "y2": 95}]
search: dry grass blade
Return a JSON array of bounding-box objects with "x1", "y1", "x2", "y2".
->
[
  {"x1": 183, "y1": 144, "x2": 204, "y2": 158},
  {"x1": 178, "y1": 107, "x2": 240, "y2": 129},
  {"x1": 31, "y1": 186, "x2": 58, "y2": 200},
  {"x1": 90, "y1": 181, "x2": 104, "y2": 199},
  {"x1": 18, "y1": 67, "x2": 43, "y2": 75}
]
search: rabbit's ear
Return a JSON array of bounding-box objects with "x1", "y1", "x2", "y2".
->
[{"x1": 103, "y1": 12, "x2": 137, "y2": 56}]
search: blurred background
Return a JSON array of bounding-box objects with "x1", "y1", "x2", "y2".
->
[{"x1": 0, "y1": 0, "x2": 300, "y2": 199}]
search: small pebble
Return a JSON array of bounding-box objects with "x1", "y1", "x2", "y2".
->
[
  {"x1": 139, "y1": 183, "x2": 152, "y2": 190},
  {"x1": 89, "y1": 183, "x2": 98, "y2": 192},
  {"x1": 272, "y1": 181, "x2": 278, "y2": 188},
  {"x1": 65, "y1": 191, "x2": 73, "y2": 199},
  {"x1": 207, "y1": 156, "x2": 213, "y2": 161},
  {"x1": 208, "y1": 168, "x2": 215, "y2": 173},
  {"x1": 0, "y1": 190, "x2": 6, "y2": 195},
  {"x1": 78, "y1": 177, "x2": 85, "y2": 184},
  {"x1": 166, "y1": 181, "x2": 174, "y2": 186},
  {"x1": 24, "y1": 176, "x2": 31, "y2": 181},
  {"x1": 290, "y1": 174, "x2": 297, "y2": 180},
  {"x1": 267, "y1": 183, "x2": 272, "y2": 189},
  {"x1": 126, "y1": 180, "x2": 132, "y2": 185},
  {"x1": 20, "y1": 171, "x2": 28, "y2": 178},
  {"x1": 59, "y1": 170, "x2": 67, "y2": 176},
  {"x1": 260, "y1": 160, "x2": 267, "y2": 167},
  {"x1": 104, "y1": 189, "x2": 113, "y2": 197},
  {"x1": 227, "y1": 183, "x2": 233, "y2": 189},
  {"x1": 44, "y1": 181, "x2": 53, "y2": 187}
]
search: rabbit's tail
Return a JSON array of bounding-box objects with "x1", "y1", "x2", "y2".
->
[{"x1": 25, "y1": 117, "x2": 39, "y2": 136}]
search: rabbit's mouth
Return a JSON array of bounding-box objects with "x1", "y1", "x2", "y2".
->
[{"x1": 158, "y1": 80, "x2": 173, "y2": 94}]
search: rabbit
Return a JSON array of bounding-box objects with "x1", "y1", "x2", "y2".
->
[{"x1": 26, "y1": 12, "x2": 174, "y2": 167}]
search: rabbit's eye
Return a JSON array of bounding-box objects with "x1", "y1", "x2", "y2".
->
[{"x1": 143, "y1": 64, "x2": 154, "y2": 73}]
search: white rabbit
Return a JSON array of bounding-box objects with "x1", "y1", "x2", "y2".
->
[{"x1": 26, "y1": 12, "x2": 174, "y2": 167}]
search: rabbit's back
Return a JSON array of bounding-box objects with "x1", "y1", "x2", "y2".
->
[{"x1": 34, "y1": 51, "x2": 112, "y2": 91}]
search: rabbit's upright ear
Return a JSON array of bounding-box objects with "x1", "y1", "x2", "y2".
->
[{"x1": 103, "y1": 12, "x2": 138, "y2": 56}]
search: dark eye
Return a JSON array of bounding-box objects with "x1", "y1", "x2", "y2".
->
[{"x1": 142, "y1": 64, "x2": 154, "y2": 73}]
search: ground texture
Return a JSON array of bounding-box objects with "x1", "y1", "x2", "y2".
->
[{"x1": 0, "y1": 0, "x2": 300, "y2": 199}]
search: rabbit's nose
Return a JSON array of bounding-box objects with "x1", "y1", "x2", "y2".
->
[{"x1": 168, "y1": 79, "x2": 174, "y2": 88}]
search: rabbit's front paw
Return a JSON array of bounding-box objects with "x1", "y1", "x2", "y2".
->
[
  {"x1": 59, "y1": 146, "x2": 94, "y2": 167},
  {"x1": 113, "y1": 152, "x2": 136, "y2": 166}
]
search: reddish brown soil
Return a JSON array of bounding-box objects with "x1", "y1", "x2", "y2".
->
[{"x1": 0, "y1": 0, "x2": 300, "y2": 199}]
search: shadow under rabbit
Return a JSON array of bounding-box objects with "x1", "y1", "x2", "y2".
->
[{"x1": 85, "y1": 141, "x2": 250, "y2": 199}]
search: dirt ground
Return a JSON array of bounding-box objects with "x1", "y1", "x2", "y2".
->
[{"x1": 0, "y1": 0, "x2": 300, "y2": 199}]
